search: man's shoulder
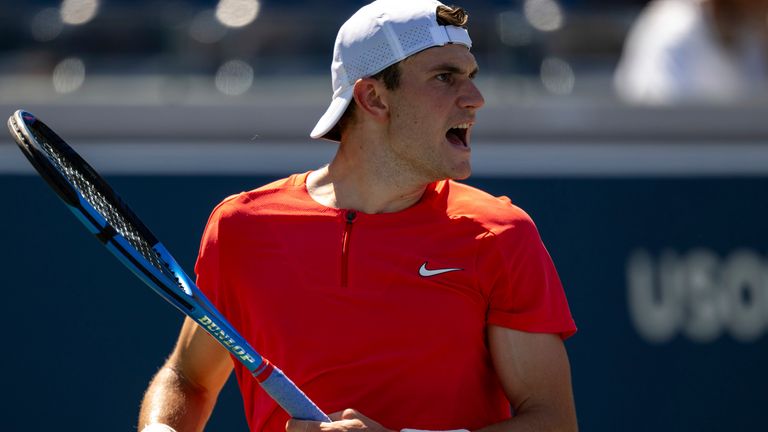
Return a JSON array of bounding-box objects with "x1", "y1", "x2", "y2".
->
[
  {"x1": 211, "y1": 172, "x2": 312, "y2": 219},
  {"x1": 445, "y1": 180, "x2": 535, "y2": 232}
]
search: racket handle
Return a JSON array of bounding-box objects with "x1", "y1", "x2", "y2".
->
[{"x1": 257, "y1": 366, "x2": 331, "y2": 422}]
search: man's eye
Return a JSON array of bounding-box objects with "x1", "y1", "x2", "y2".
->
[{"x1": 436, "y1": 73, "x2": 451, "y2": 82}]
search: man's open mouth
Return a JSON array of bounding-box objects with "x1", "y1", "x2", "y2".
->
[{"x1": 446, "y1": 123, "x2": 470, "y2": 147}]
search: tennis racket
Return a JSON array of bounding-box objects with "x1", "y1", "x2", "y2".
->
[{"x1": 7, "y1": 109, "x2": 330, "y2": 422}]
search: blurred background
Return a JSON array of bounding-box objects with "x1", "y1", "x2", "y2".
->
[{"x1": 1, "y1": 0, "x2": 767, "y2": 431}]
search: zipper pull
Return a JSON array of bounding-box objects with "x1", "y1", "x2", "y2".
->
[
  {"x1": 340, "y1": 210, "x2": 357, "y2": 289},
  {"x1": 345, "y1": 210, "x2": 357, "y2": 223}
]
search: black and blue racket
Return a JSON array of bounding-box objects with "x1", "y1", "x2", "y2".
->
[{"x1": 7, "y1": 109, "x2": 329, "y2": 422}]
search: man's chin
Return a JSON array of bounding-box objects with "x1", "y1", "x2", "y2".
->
[{"x1": 450, "y1": 165, "x2": 472, "y2": 181}]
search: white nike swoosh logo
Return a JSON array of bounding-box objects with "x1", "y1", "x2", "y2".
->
[{"x1": 419, "y1": 262, "x2": 463, "y2": 277}]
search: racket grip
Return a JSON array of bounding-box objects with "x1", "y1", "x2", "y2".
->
[{"x1": 258, "y1": 366, "x2": 331, "y2": 422}]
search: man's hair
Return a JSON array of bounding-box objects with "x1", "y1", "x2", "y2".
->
[
  {"x1": 331, "y1": 4, "x2": 469, "y2": 140},
  {"x1": 436, "y1": 4, "x2": 469, "y2": 27}
]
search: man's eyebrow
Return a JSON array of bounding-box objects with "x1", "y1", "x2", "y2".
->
[{"x1": 428, "y1": 63, "x2": 480, "y2": 76}]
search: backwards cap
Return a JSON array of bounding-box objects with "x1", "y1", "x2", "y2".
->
[{"x1": 310, "y1": 0, "x2": 472, "y2": 141}]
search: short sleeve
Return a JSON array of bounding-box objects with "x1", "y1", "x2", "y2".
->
[
  {"x1": 194, "y1": 202, "x2": 227, "y2": 306},
  {"x1": 482, "y1": 217, "x2": 576, "y2": 340}
]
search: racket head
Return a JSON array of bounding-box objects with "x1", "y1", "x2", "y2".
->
[
  {"x1": 7, "y1": 110, "x2": 197, "y2": 307},
  {"x1": 8, "y1": 109, "x2": 261, "y2": 350},
  {"x1": 8, "y1": 110, "x2": 166, "y2": 268}
]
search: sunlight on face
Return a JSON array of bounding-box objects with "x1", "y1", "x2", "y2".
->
[{"x1": 383, "y1": 44, "x2": 484, "y2": 183}]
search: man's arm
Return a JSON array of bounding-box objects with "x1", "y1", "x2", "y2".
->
[
  {"x1": 286, "y1": 326, "x2": 577, "y2": 432},
  {"x1": 478, "y1": 325, "x2": 577, "y2": 432},
  {"x1": 138, "y1": 317, "x2": 234, "y2": 432}
]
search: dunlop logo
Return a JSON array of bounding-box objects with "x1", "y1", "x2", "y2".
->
[{"x1": 197, "y1": 315, "x2": 257, "y2": 364}]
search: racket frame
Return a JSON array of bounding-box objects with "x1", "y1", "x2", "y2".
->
[{"x1": 8, "y1": 109, "x2": 329, "y2": 422}]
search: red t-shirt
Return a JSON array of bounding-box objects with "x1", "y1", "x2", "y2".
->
[{"x1": 194, "y1": 172, "x2": 575, "y2": 431}]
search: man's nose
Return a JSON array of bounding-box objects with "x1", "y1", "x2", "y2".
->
[{"x1": 460, "y1": 80, "x2": 485, "y2": 110}]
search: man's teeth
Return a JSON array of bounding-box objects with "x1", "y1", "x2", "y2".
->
[{"x1": 453, "y1": 123, "x2": 470, "y2": 129}]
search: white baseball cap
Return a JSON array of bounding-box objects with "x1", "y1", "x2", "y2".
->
[{"x1": 310, "y1": 0, "x2": 473, "y2": 141}]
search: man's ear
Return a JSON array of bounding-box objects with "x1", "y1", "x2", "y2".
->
[{"x1": 352, "y1": 78, "x2": 389, "y2": 122}]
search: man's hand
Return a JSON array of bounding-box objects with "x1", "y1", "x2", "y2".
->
[{"x1": 286, "y1": 409, "x2": 394, "y2": 432}]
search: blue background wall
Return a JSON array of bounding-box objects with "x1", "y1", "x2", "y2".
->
[{"x1": 2, "y1": 174, "x2": 766, "y2": 431}]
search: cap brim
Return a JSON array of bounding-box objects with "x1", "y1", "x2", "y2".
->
[{"x1": 310, "y1": 86, "x2": 354, "y2": 141}]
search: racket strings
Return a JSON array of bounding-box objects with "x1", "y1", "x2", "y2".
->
[{"x1": 36, "y1": 132, "x2": 171, "y2": 278}]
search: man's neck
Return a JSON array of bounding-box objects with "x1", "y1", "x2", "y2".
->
[{"x1": 306, "y1": 160, "x2": 430, "y2": 214}]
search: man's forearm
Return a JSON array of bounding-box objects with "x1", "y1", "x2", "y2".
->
[{"x1": 138, "y1": 366, "x2": 218, "y2": 432}]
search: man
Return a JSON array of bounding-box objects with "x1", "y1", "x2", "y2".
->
[{"x1": 138, "y1": 1, "x2": 577, "y2": 431}]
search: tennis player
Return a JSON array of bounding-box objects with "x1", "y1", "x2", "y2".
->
[{"x1": 138, "y1": 1, "x2": 577, "y2": 431}]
